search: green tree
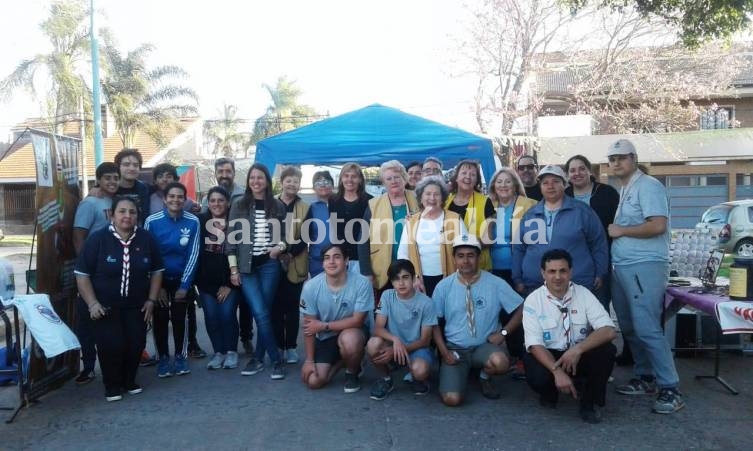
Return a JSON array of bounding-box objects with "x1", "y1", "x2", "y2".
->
[
  {"x1": 101, "y1": 42, "x2": 199, "y2": 148},
  {"x1": 251, "y1": 76, "x2": 319, "y2": 143},
  {"x1": 204, "y1": 104, "x2": 249, "y2": 157},
  {"x1": 0, "y1": 0, "x2": 91, "y2": 133},
  {"x1": 565, "y1": 0, "x2": 753, "y2": 47}
]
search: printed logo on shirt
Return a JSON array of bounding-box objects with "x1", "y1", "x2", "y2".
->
[
  {"x1": 411, "y1": 309, "x2": 419, "y2": 318},
  {"x1": 106, "y1": 255, "x2": 117, "y2": 263},
  {"x1": 35, "y1": 304, "x2": 62, "y2": 324},
  {"x1": 475, "y1": 297, "x2": 487, "y2": 310},
  {"x1": 580, "y1": 327, "x2": 587, "y2": 335},
  {"x1": 571, "y1": 309, "x2": 578, "y2": 314},
  {"x1": 299, "y1": 299, "x2": 307, "y2": 309},
  {"x1": 179, "y1": 227, "x2": 191, "y2": 247},
  {"x1": 543, "y1": 331, "x2": 551, "y2": 341}
]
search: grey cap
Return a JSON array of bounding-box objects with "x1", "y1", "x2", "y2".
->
[
  {"x1": 607, "y1": 139, "x2": 637, "y2": 157},
  {"x1": 537, "y1": 164, "x2": 567, "y2": 183}
]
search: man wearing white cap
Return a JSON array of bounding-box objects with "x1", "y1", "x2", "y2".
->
[
  {"x1": 607, "y1": 138, "x2": 684, "y2": 414},
  {"x1": 432, "y1": 234, "x2": 524, "y2": 406}
]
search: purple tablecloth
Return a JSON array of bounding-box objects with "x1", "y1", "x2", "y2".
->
[{"x1": 665, "y1": 287, "x2": 753, "y2": 334}]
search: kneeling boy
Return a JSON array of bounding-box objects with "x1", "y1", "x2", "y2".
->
[{"x1": 367, "y1": 260, "x2": 437, "y2": 400}]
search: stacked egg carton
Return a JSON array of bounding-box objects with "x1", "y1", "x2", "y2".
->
[{"x1": 669, "y1": 229, "x2": 718, "y2": 278}]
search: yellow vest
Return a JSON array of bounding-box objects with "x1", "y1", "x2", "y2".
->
[
  {"x1": 368, "y1": 192, "x2": 419, "y2": 288},
  {"x1": 284, "y1": 198, "x2": 310, "y2": 284},
  {"x1": 445, "y1": 191, "x2": 492, "y2": 270},
  {"x1": 404, "y1": 210, "x2": 463, "y2": 278}
]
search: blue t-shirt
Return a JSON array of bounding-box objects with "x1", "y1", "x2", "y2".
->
[
  {"x1": 377, "y1": 289, "x2": 437, "y2": 345},
  {"x1": 574, "y1": 192, "x2": 592, "y2": 205},
  {"x1": 73, "y1": 196, "x2": 112, "y2": 233},
  {"x1": 433, "y1": 271, "x2": 523, "y2": 348},
  {"x1": 300, "y1": 272, "x2": 374, "y2": 340},
  {"x1": 612, "y1": 172, "x2": 670, "y2": 265}
]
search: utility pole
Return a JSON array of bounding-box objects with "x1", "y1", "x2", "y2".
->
[
  {"x1": 79, "y1": 96, "x2": 88, "y2": 196},
  {"x1": 90, "y1": 0, "x2": 104, "y2": 165}
]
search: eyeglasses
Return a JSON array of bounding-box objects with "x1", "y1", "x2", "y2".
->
[
  {"x1": 517, "y1": 164, "x2": 537, "y2": 171},
  {"x1": 422, "y1": 168, "x2": 441, "y2": 175},
  {"x1": 313, "y1": 180, "x2": 332, "y2": 188}
]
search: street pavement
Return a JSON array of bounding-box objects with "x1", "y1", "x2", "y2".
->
[{"x1": 1, "y1": 247, "x2": 752, "y2": 450}]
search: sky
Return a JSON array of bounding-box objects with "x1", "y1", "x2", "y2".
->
[{"x1": 0, "y1": 0, "x2": 481, "y2": 139}]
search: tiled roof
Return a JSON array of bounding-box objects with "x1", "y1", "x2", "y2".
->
[{"x1": 0, "y1": 118, "x2": 198, "y2": 181}]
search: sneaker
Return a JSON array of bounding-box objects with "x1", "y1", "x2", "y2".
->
[
  {"x1": 411, "y1": 380, "x2": 430, "y2": 396},
  {"x1": 653, "y1": 388, "x2": 685, "y2": 414},
  {"x1": 105, "y1": 391, "x2": 123, "y2": 402},
  {"x1": 188, "y1": 345, "x2": 207, "y2": 359},
  {"x1": 75, "y1": 370, "x2": 95, "y2": 385},
  {"x1": 270, "y1": 361, "x2": 286, "y2": 380},
  {"x1": 403, "y1": 372, "x2": 414, "y2": 384},
  {"x1": 369, "y1": 378, "x2": 394, "y2": 400},
  {"x1": 511, "y1": 360, "x2": 527, "y2": 381},
  {"x1": 241, "y1": 339, "x2": 254, "y2": 355},
  {"x1": 223, "y1": 351, "x2": 239, "y2": 369},
  {"x1": 241, "y1": 358, "x2": 264, "y2": 376},
  {"x1": 480, "y1": 377, "x2": 501, "y2": 400},
  {"x1": 157, "y1": 356, "x2": 173, "y2": 378},
  {"x1": 175, "y1": 355, "x2": 191, "y2": 375},
  {"x1": 207, "y1": 352, "x2": 225, "y2": 370},
  {"x1": 286, "y1": 349, "x2": 300, "y2": 364},
  {"x1": 579, "y1": 406, "x2": 603, "y2": 424},
  {"x1": 140, "y1": 350, "x2": 158, "y2": 367},
  {"x1": 616, "y1": 378, "x2": 657, "y2": 395},
  {"x1": 343, "y1": 371, "x2": 361, "y2": 394},
  {"x1": 126, "y1": 384, "x2": 143, "y2": 395}
]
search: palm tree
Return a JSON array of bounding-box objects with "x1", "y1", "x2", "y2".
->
[
  {"x1": 0, "y1": 0, "x2": 91, "y2": 133},
  {"x1": 101, "y1": 42, "x2": 199, "y2": 148},
  {"x1": 251, "y1": 76, "x2": 319, "y2": 142},
  {"x1": 204, "y1": 104, "x2": 249, "y2": 157}
]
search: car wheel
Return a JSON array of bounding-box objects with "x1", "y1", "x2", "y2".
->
[{"x1": 735, "y1": 238, "x2": 753, "y2": 256}]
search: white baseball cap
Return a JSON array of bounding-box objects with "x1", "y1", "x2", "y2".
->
[
  {"x1": 537, "y1": 164, "x2": 567, "y2": 183},
  {"x1": 607, "y1": 138, "x2": 637, "y2": 157},
  {"x1": 452, "y1": 234, "x2": 482, "y2": 250}
]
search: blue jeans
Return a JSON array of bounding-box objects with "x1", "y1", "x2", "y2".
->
[
  {"x1": 611, "y1": 261, "x2": 679, "y2": 389},
  {"x1": 199, "y1": 289, "x2": 239, "y2": 354},
  {"x1": 240, "y1": 259, "x2": 282, "y2": 364}
]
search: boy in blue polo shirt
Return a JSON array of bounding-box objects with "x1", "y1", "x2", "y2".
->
[{"x1": 367, "y1": 259, "x2": 437, "y2": 400}]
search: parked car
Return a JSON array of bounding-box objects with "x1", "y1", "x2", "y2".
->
[{"x1": 696, "y1": 200, "x2": 753, "y2": 255}]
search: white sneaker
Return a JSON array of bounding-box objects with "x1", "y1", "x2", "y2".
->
[
  {"x1": 207, "y1": 352, "x2": 225, "y2": 370},
  {"x1": 286, "y1": 349, "x2": 299, "y2": 364},
  {"x1": 223, "y1": 351, "x2": 239, "y2": 369}
]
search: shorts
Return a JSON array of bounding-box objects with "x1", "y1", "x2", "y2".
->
[
  {"x1": 438, "y1": 342, "x2": 509, "y2": 395},
  {"x1": 314, "y1": 335, "x2": 342, "y2": 365},
  {"x1": 408, "y1": 347, "x2": 435, "y2": 367}
]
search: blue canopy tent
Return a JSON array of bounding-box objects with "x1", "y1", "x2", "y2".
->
[{"x1": 255, "y1": 104, "x2": 496, "y2": 181}]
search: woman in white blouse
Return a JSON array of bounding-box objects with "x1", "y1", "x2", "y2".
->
[{"x1": 397, "y1": 176, "x2": 467, "y2": 296}]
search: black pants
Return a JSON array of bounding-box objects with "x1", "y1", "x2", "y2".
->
[
  {"x1": 423, "y1": 275, "x2": 443, "y2": 298},
  {"x1": 153, "y1": 280, "x2": 191, "y2": 357},
  {"x1": 272, "y1": 278, "x2": 304, "y2": 349},
  {"x1": 76, "y1": 297, "x2": 97, "y2": 371},
  {"x1": 91, "y1": 306, "x2": 146, "y2": 394},
  {"x1": 238, "y1": 297, "x2": 253, "y2": 342},
  {"x1": 187, "y1": 300, "x2": 199, "y2": 349},
  {"x1": 523, "y1": 342, "x2": 616, "y2": 408}
]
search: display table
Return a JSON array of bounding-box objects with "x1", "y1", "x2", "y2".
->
[{"x1": 664, "y1": 287, "x2": 753, "y2": 394}]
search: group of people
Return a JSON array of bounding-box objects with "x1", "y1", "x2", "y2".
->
[{"x1": 71, "y1": 137, "x2": 683, "y2": 423}]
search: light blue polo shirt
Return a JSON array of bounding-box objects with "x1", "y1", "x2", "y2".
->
[
  {"x1": 611, "y1": 172, "x2": 670, "y2": 265},
  {"x1": 377, "y1": 289, "x2": 437, "y2": 345},
  {"x1": 300, "y1": 271, "x2": 374, "y2": 340}
]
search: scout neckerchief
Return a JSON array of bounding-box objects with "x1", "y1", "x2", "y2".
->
[
  {"x1": 545, "y1": 282, "x2": 575, "y2": 348},
  {"x1": 110, "y1": 223, "x2": 137, "y2": 298}
]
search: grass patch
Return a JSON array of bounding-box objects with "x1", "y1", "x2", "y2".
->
[
  {"x1": 0, "y1": 235, "x2": 35, "y2": 247},
  {"x1": 718, "y1": 255, "x2": 734, "y2": 278}
]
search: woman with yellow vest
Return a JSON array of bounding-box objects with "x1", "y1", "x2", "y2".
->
[
  {"x1": 487, "y1": 167, "x2": 537, "y2": 286},
  {"x1": 273, "y1": 166, "x2": 310, "y2": 364},
  {"x1": 397, "y1": 176, "x2": 467, "y2": 297},
  {"x1": 445, "y1": 160, "x2": 494, "y2": 270},
  {"x1": 359, "y1": 160, "x2": 419, "y2": 298}
]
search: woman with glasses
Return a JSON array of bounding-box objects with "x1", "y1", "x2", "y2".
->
[
  {"x1": 512, "y1": 165, "x2": 608, "y2": 297},
  {"x1": 303, "y1": 170, "x2": 335, "y2": 277},
  {"x1": 444, "y1": 159, "x2": 494, "y2": 270},
  {"x1": 359, "y1": 160, "x2": 419, "y2": 295},
  {"x1": 397, "y1": 176, "x2": 466, "y2": 297}
]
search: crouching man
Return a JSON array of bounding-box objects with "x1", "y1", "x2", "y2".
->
[
  {"x1": 367, "y1": 259, "x2": 438, "y2": 400},
  {"x1": 522, "y1": 249, "x2": 616, "y2": 423},
  {"x1": 433, "y1": 234, "x2": 524, "y2": 406}
]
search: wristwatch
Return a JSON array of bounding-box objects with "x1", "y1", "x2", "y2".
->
[
  {"x1": 277, "y1": 241, "x2": 287, "y2": 252},
  {"x1": 499, "y1": 328, "x2": 508, "y2": 337}
]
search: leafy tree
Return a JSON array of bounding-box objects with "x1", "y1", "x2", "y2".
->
[
  {"x1": 251, "y1": 76, "x2": 320, "y2": 143},
  {"x1": 101, "y1": 41, "x2": 199, "y2": 148},
  {"x1": 204, "y1": 104, "x2": 249, "y2": 157},
  {"x1": 565, "y1": 0, "x2": 753, "y2": 47},
  {"x1": 0, "y1": 0, "x2": 91, "y2": 133}
]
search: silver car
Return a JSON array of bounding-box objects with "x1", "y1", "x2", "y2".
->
[{"x1": 696, "y1": 200, "x2": 753, "y2": 255}]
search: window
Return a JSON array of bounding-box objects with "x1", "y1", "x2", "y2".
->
[
  {"x1": 737, "y1": 174, "x2": 752, "y2": 186},
  {"x1": 700, "y1": 106, "x2": 734, "y2": 130},
  {"x1": 705, "y1": 175, "x2": 728, "y2": 186}
]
